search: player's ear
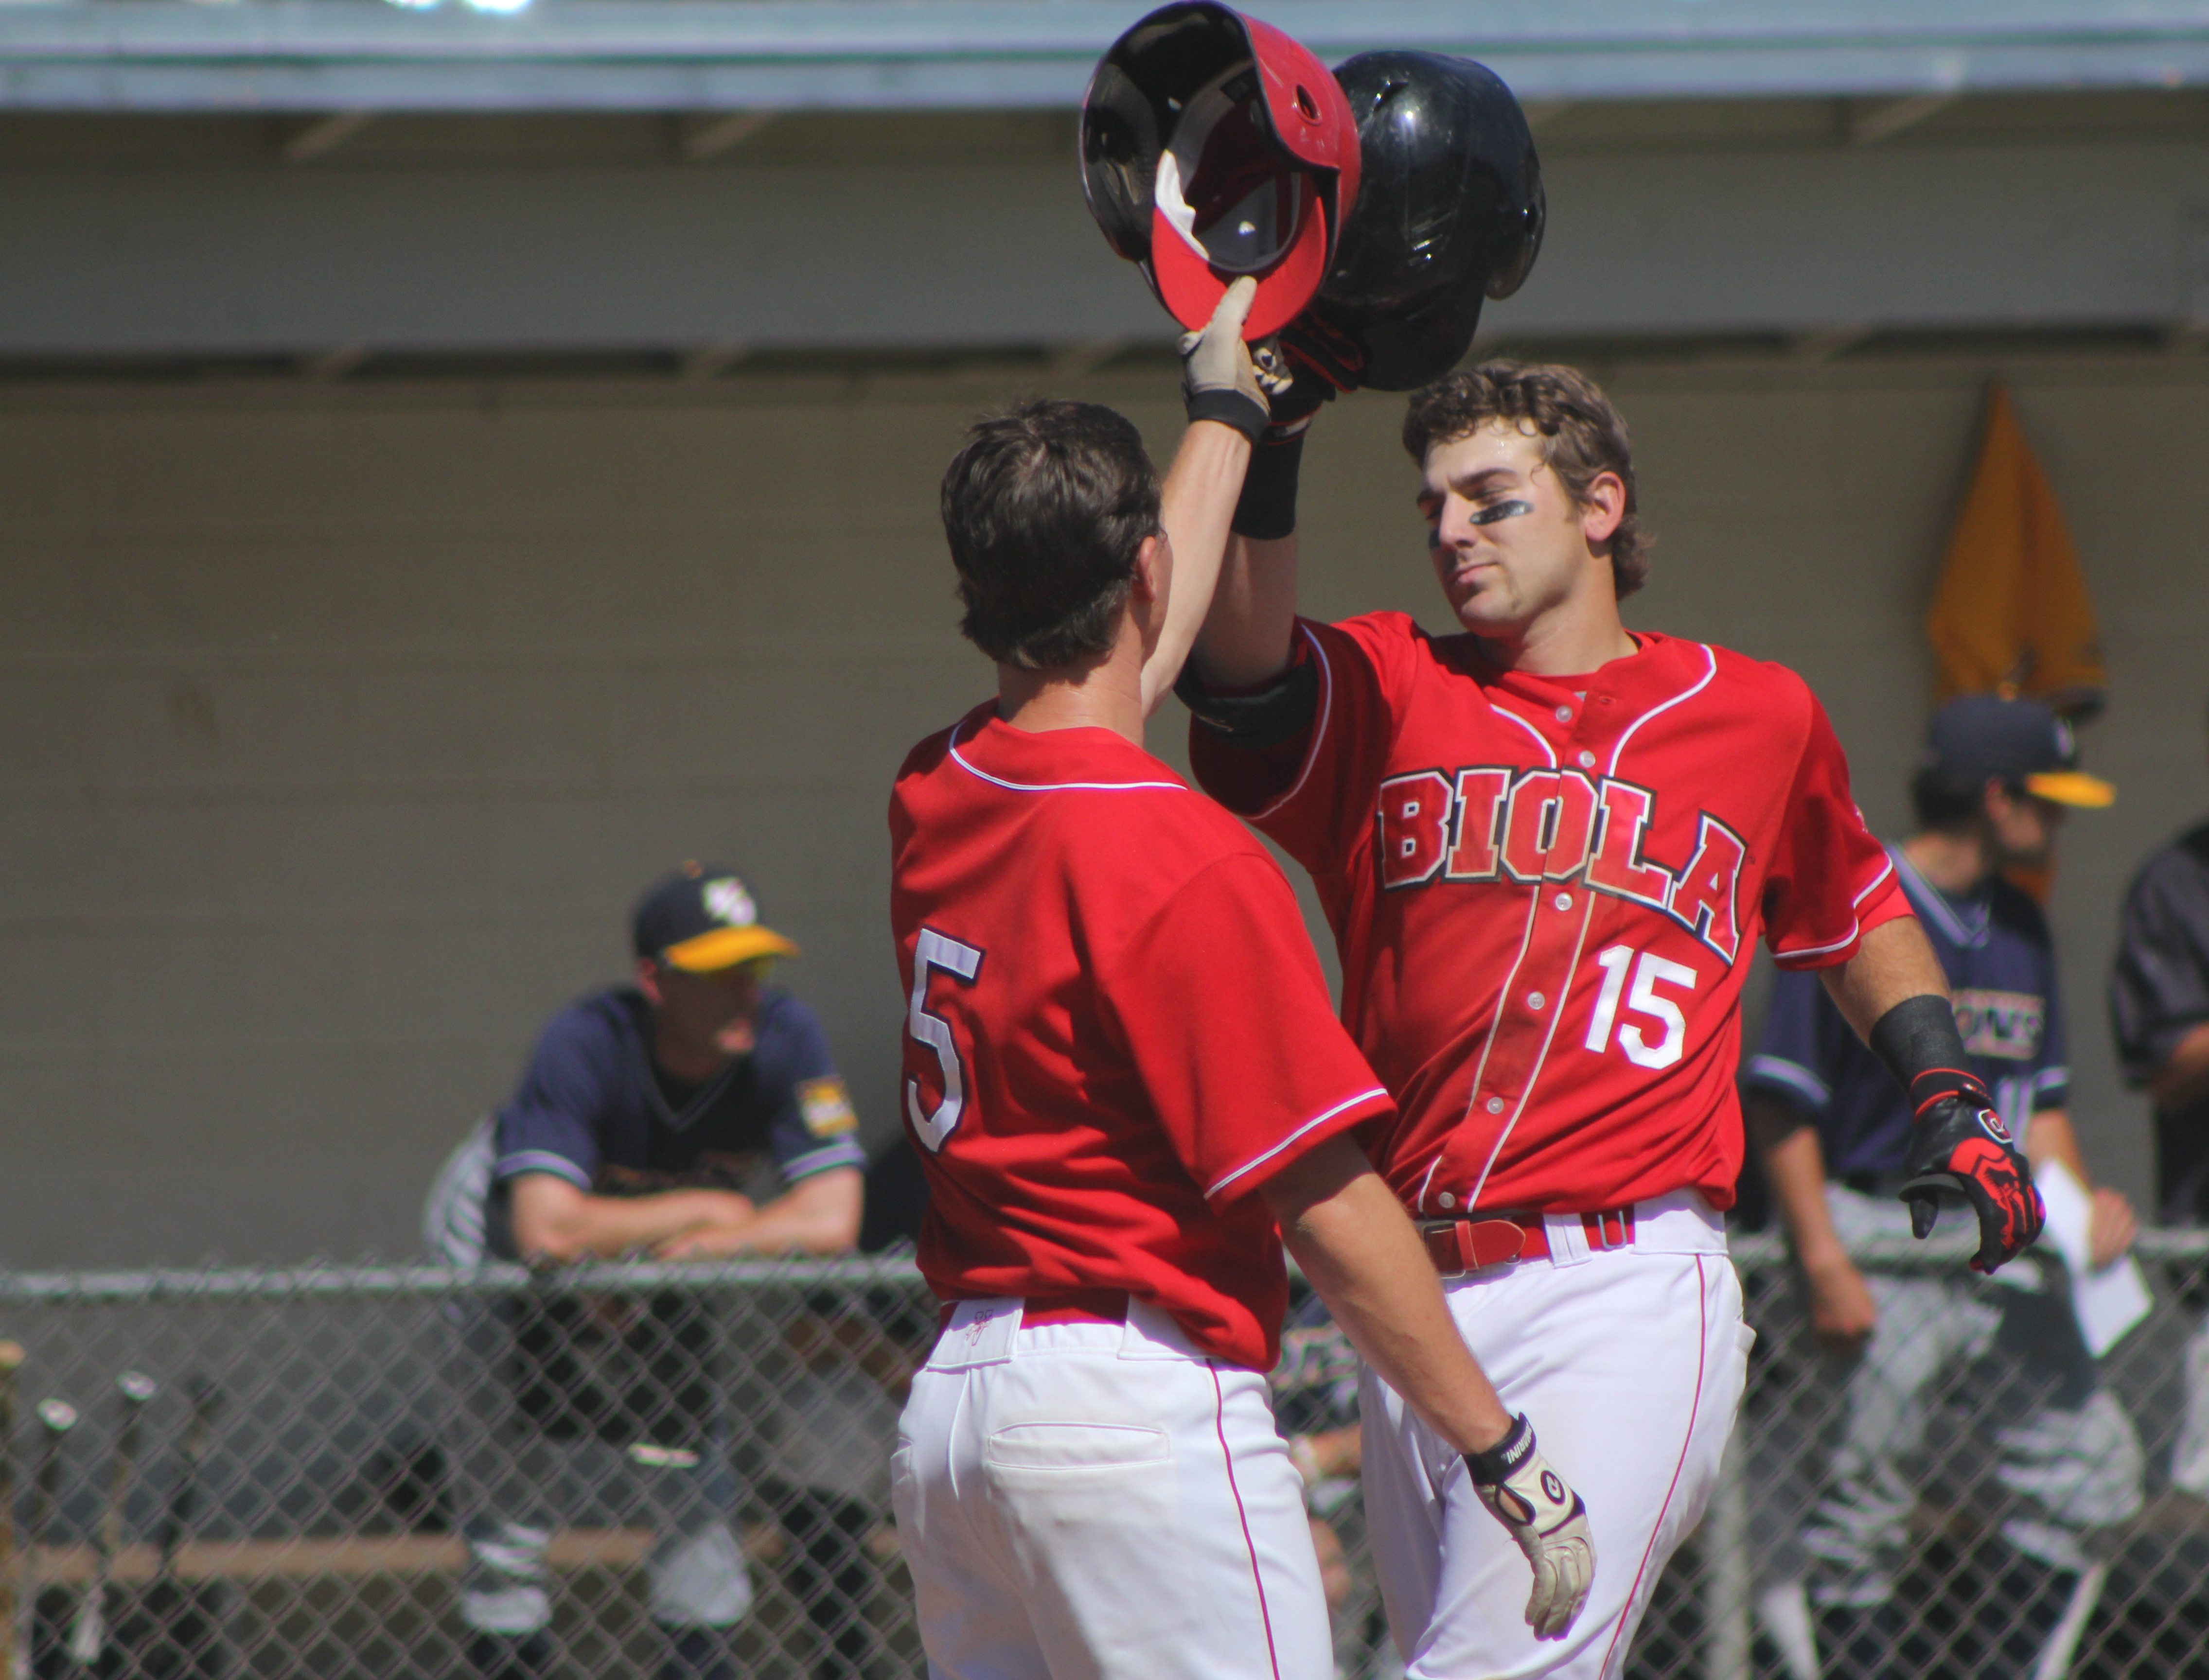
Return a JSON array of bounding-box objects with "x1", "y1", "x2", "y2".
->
[
  {"x1": 635, "y1": 958, "x2": 666, "y2": 1006},
  {"x1": 1577, "y1": 471, "x2": 1626, "y2": 547},
  {"x1": 1130, "y1": 531, "x2": 1168, "y2": 604}
]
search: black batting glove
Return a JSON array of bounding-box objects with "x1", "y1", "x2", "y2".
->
[
  {"x1": 1869, "y1": 992, "x2": 2045, "y2": 1275},
  {"x1": 1897, "y1": 1068, "x2": 2046, "y2": 1274},
  {"x1": 1261, "y1": 310, "x2": 1365, "y2": 440}
]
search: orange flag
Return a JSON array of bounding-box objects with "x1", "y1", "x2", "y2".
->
[{"x1": 1926, "y1": 383, "x2": 2106, "y2": 718}]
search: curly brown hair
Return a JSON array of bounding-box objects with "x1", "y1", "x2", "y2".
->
[{"x1": 1401, "y1": 362, "x2": 1648, "y2": 600}]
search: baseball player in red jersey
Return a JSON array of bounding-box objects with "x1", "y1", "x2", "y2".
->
[
  {"x1": 890, "y1": 287, "x2": 1598, "y2": 1680},
  {"x1": 1179, "y1": 361, "x2": 2045, "y2": 1678}
]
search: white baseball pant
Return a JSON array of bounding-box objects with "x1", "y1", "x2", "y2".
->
[
  {"x1": 1360, "y1": 1190, "x2": 1751, "y2": 1680},
  {"x1": 894, "y1": 1297, "x2": 1331, "y2": 1680}
]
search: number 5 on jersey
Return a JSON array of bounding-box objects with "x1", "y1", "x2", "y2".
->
[
  {"x1": 906, "y1": 929, "x2": 984, "y2": 1152},
  {"x1": 1584, "y1": 944, "x2": 1698, "y2": 1070}
]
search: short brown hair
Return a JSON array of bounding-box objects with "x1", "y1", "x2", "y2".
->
[
  {"x1": 1401, "y1": 362, "x2": 1648, "y2": 599},
  {"x1": 940, "y1": 399, "x2": 1162, "y2": 670}
]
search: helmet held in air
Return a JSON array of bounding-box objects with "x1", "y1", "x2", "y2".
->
[
  {"x1": 1313, "y1": 51, "x2": 1546, "y2": 391},
  {"x1": 1081, "y1": 3, "x2": 1361, "y2": 340}
]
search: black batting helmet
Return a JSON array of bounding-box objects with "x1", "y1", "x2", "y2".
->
[{"x1": 1312, "y1": 52, "x2": 1545, "y2": 391}]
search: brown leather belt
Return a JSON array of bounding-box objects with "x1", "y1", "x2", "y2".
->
[
  {"x1": 937, "y1": 1290, "x2": 1131, "y2": 1332},
  {"x1": 1418, "y1": 1207, "x2": 1637, "y2": 1278}
]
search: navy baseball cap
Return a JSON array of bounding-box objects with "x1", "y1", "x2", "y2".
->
[
  {"x1": 1921, "y1": 694, "x2": 2115, "y2": 809},
  {"x1": 632, "y1": 863, "x2": 799, "y2": 972}
]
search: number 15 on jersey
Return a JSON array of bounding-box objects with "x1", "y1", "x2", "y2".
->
[{"x1": 906, "y1": 928, "x2": 984, "y2": 1152}]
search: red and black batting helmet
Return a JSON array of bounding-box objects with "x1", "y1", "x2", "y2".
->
[
  {"x1": 1080, "y1": 3, "x2": 1360, "y2": 340},
  {"x1": 1310, "y1": 52, "x2": 1546, "y2": 390}
]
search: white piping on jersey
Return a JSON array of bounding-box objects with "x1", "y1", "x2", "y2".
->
[
  {"x1": 1492, "y1": 703, "x2": 1558, "y2": 768},
  {"x1": 1462, "y1": 884, "x2": 1600, "y2": 1215},
  {"x1": 1438, "y1": 879, "x2": 1547, "y2": 1213},
  {"x1": 1206, "y1": 1086, "x2": 1389, "y2": 1199},
  {"x1": 1851, "y1": 856, "x2": 1897, "y2": 907},
  {"x1": 1414, "y1": 1155, "x2": 1444, "y2": 1215},
  {"x1": 1604, "y1": 642, "x2": 1717, "y2": 777},
  {"x1": 495, "y1": 1149, "x2": 592, "y2": 1190},
  {"x1": 1771, "y1": 922, "x2": 1867, "y2": 963},
  {"x1": 1891, "y1": 847, "x2": 1992, "y2": 948},
  {"x1": 1252, "y1": 624, "x2": 1335, "y2": 822},
  {"x1": 1764, "y1": 805, "x2": 1898, "y2": 966},
  {"x1": 947, "y1": 717, "x2": 1185, "y2": 795},
  {"x1": 1746, "y1": 1053, "x2": 1831, "y2": 1109}
]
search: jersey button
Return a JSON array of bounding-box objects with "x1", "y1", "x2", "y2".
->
[
  {"x1": 1577, "y1": 750, "x2": 1596, "y2": 769},
  {"x1": 1528, "y1": 992, "x2": 1546, "y2": 1011},
  {"x1": 1554, "y1": 892, "x2": 1573, "y2": 911},
  {"x1": 1438, "y1": 1191, "x2": 1457, "y2": 1209},
  {"x1": 1554, "y1": 704, "x2": 1573, "y2": 722},
  {"x1": 1484, "y1": 1096, "x2": 1505, "y2": 1115}
]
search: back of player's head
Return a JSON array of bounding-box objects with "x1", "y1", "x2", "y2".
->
[
  {"x1": 1401, "y1": 362, "x2": 1647, "y2": 600},
  {"x1": 940, "y1": 398, "x2": 1163, "y2": 671}
]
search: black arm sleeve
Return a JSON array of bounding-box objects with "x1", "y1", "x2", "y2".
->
[
  {"x1": 1174, "y1": 652, "x2": 1320, "y2": 751},
  {"x1": 1868, "y1": 994, "x2": 1984, "y2": 1105}
]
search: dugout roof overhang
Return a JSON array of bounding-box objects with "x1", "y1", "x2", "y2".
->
[
  {"x1": 3, "y1": 1, "x2": 2209, "y2": 113},
  {"x1": 4, "y1": 2, "x2": 2209, "y2": 366}
]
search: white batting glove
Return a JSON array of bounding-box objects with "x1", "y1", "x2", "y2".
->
[
  {"x1": 1178, "y1": 276, "x2": 1293, "y2": 443},
  {"x1": 1466, "y1": 1414, "x2": 1595, "y2": 1640}
]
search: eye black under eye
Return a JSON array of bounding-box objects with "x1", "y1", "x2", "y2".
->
[{"x1": 1466, "y1": 499, "x2": 1534, "y2": 527}]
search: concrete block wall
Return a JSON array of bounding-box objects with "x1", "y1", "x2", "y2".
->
[{"x1": 0, "y1": 359, "x2": 2201, "y2": 1265}]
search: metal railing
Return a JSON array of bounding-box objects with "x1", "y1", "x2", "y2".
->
[{"x1": 0, "y1": 1235, "x2": 2205, "y2": 1680}]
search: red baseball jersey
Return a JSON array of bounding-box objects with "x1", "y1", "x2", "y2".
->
[
  {"x1": 1189, "y1": 616, "x2": 1910, "y2": 1219},
  {"x1": 890, "y1": 701, "x2": 1395, "y2": 1371}
]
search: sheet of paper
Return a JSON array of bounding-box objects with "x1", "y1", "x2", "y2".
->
[{"x1": 2034, "y1": 1158, "x2": 2152, "y2": 1357}]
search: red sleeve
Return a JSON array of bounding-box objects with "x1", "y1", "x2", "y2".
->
[
  {"x1": 1095, "y1": 850, "x2": 1394, "y2": 1202},
  {"x1": 1762, "y1": 689, "x2": 1903, "y2": 970},
  {"x1": 1187, "y1": 616, "x2": 1403, "y2": 877}
]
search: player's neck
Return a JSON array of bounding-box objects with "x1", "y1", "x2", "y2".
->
[
  {"x1": 1902, "y1": 827, "x2": 1992, "y2": 894},
  {"x1": 996, "y1": 645, "x2": 1147, "y2": 747},
  {"x1": 1471, "y1": 595, "x2": 1636, "y2": 680}
]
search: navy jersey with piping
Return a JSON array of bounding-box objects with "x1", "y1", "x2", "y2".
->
[
  {"x1": 1744, "y1": 847, "x2": 2067, "y2": 1179},
  {"x1": 484, "y1": 986, "x2": 865, "y2": 1258}
]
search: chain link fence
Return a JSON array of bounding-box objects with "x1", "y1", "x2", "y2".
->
[{"x1": 2, "y1": 1232, "x2": 2208, "y2": 1680}]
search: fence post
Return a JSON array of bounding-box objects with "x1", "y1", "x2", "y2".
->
[{"x1": 1703, "y1": 1426, "x2": 1751, "y2": 1680}]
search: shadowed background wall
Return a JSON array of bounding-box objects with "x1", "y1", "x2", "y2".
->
[{"x1": 1, "y1": 358, "x2": 2201, "y2": 1265}]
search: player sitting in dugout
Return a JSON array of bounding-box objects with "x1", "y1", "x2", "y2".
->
[{"x1": 423, "y1": 864, "x2": 864, "y2": 1680}]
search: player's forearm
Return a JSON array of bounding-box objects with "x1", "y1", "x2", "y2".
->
[
  {"x1": 1747, "y1": 1097, "x2": 1849, "y2": 1270},
  {"x1": 509, "y1": 1177, "x2": 746, "y2": 1262},
  {"x1": 715, "y1": 1167, "x2": 863, "y2": 1256},
  {"x1": 1139, "y1": 420, "x2": 1255, "y2": 717},
  {"x1": 2024, "y1": 1109, "x2": 2087, "y2": 1181},
  {"x1": 1820, "y1": 915, "x2": 1949, "y2": 1042},
  {"x1": 1261, "y1": 1138, "x2": 1513, "y2": 1455},
  {"x1": 1192, "y1": 532, "x2": 1299, "y2": 688},
  {"x1": 2154, "y1": 1022, "x2": 2209, "y2": 1112}
]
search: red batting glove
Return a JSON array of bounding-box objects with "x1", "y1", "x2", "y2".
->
[{"x1": 1896, "y1": 1070, "x2": 2046, "y2": 1274}]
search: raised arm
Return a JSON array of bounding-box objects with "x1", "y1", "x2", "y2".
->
[
  {"x1": 1192, "y1": 531, "x2": 1301, "y2": 687},
  {"x1": 1188, "y1": 316, "x2": 1357, "y2": 689},
  {"x1": 1140, "y1": 420, "x2": 1254, "y2": 714},
  {"x1": 1137, "y1": 278, "x2": 1269, "y2": 716}
]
